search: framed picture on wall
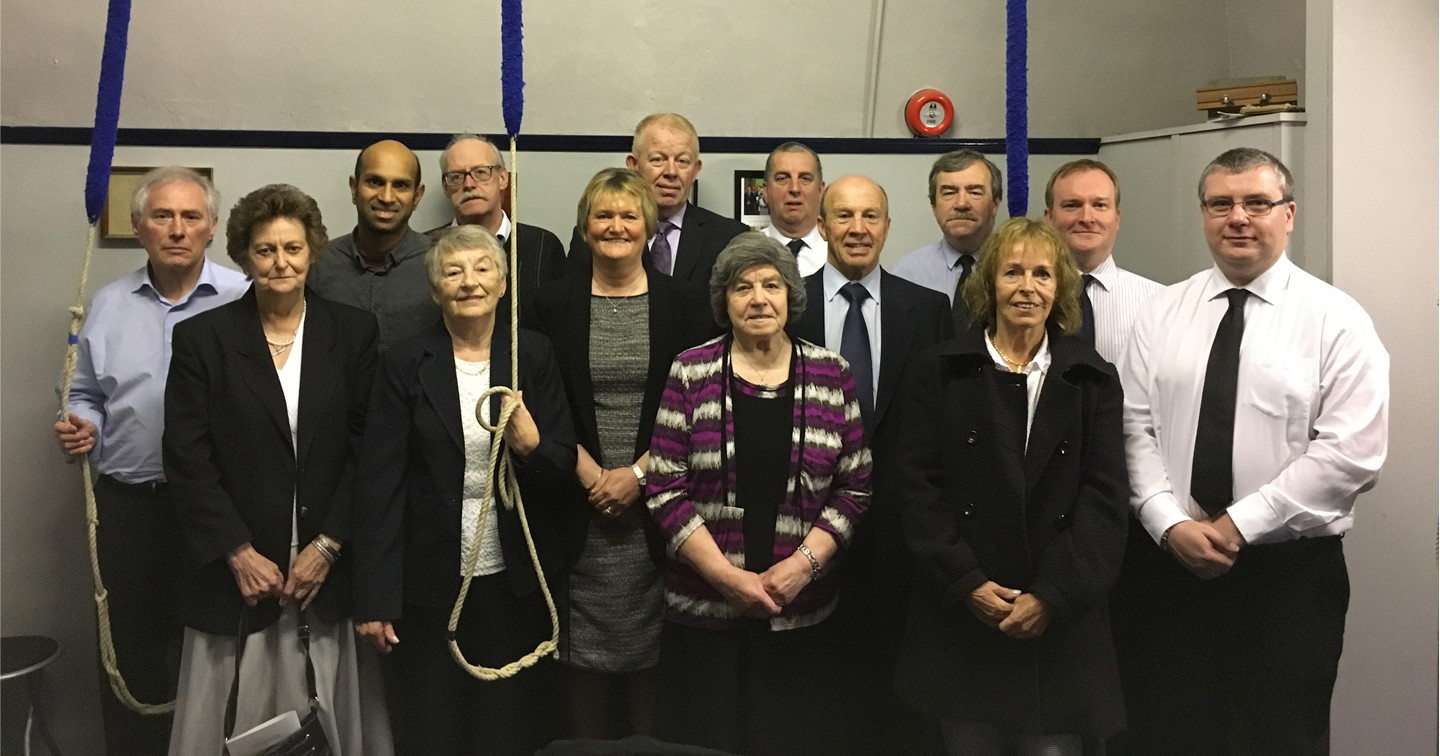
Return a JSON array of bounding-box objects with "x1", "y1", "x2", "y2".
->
[
  {"x1": 733, "y1": 170, "x2": 768, "y2": 230},
  {"x1": 102, "y1": 166, "x2": 215, "y2": 240}
]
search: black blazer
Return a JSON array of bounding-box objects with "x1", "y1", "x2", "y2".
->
[
  {"x1": 893, "y1": 324, "x2": 1129, "y2": 736},
  {"x1": 524, "y1": 269, "x2": 715, "y2": 564},
  {"x1": 163, "y1": 289, "x2": 379, "y2": 635},
  {"x1": 351, "y1": 321, "x2": 578, "y2": 622},
  {"x1": 566, "y1": 204, "x2": 749, "y2": 288},
  {"x1": 788, "y1": 268, "x2": 953, "y2": 572},
  {"x1": 426, "y1": 221, "x2": 568, "y2": 326}
]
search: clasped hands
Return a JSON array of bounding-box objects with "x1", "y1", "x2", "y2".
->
[
  {"x1": 1164, "y1": 512, "x2": 1246, "y2": 580},
  {"x1": 965, "y1": 581, "x2": 1051, "y2": 640},
  {"x1": 717, "y1": 551, "x2": 816, "y2": 620},
  {"x1": 226, "y1": 541, "x2": 332, "y2": 611}
]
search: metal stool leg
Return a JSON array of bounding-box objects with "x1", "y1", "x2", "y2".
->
[{"x1": 25, "y1": 675, "x2": 62, "y2": 756}]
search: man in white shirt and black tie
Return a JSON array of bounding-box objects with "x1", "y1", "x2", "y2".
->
[
  {"x1": 1109, "y1": 148, "x2": 1389, "y2": 756},
  {"x1": 1043, "y1": 159, "x2": 1161, "y2": 365},
  {"x1": 760, "y1": 141, "x2": 827, "y2": 276}
]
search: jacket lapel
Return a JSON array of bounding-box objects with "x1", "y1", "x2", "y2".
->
[
  {"x1": 560, "y1": 275, "x2": 599, "y2": 451},
  {"x1": 1022, "y1": 332, "x2": 1094, "y2": 489},
  {"x1": 417, "y1": 323, "x2": 465, "y2": 452},
  {"x1": 233, "y1": 291, "x2": 293, "y2": 453},
  {"x1": 295, "y1": 294, "x2": 339, "y2": 466},
  {"x1": 671, "y1": 208, "x2": 704, "y2": 281},
  {"x1": 875, "y1": 270, "x2": 915, "y2": 428}
]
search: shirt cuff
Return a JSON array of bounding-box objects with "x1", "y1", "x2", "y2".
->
[
  {"x1": 1137, "y1": 492, "x2": 1191, "y2": 544},
  {"x1": 1226, "y1": 490, "x2": 1288, "y2": 546}
]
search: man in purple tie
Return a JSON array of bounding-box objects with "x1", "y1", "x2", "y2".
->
[{"x1": 567, "y1": 113, "x2": 748, "y2": 289}]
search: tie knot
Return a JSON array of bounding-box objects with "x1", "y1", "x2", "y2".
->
[
  {"x1": 840, "y1": 281, "x2": 870, "y2": 305},
  {"x1": 960, "y1": 255, "x2": 975, "y2": 274},
  {"x1": 787, "y1": 238, "x2": 805, "y2": 256},
  {"x1": 1083, "y1": 273, "x2": 1096, "y2": 288},
  {"x1": 1225, "y1": 288, "x2": 1249, "y2": 307}
]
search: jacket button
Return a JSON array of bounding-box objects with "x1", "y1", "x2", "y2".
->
[
  {"x1": 1058, "y1": 441, "x2": 1069, "y2": 455},
  {"x1": 1056, "y1": 513, "x2": 1069, "y2": 526},
  {"x1": 966, "y1": 431, "x2": 979, "y2": 445},
  {"x1": 299, "y1": 506, "x2": 309, "y2": 518},
  {"x1": 962, "y1": 505, "x2": 975, "y2": 517}
]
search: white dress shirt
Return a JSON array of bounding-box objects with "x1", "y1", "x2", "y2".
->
[
  {"x1": 891, "y1": 239, "x2": 974, "y2": 303},
  {"x1": 1084, "y1": 255, "x2": 1163, "y2": 366},
  {"x1": 1120, "y1": 254, "x2": 1389, "y2": 546},
  {"x1": 764, "y1": 224, "x2": 827, "y2": 277},
  {"x1": 820, "y1": 263, "x2": 882, "y2": 393}
]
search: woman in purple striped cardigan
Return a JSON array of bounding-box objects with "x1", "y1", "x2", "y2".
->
[{"x1": 645, "y1": 233, "x2": 871, "y2": 755}]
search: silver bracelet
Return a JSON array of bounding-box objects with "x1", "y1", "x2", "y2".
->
[
  {"x1": 796, "y1": 544, "x2": 822, "y2": 580},
  {"x1": 311, "y1": 536, "x2": 340, "y2": 565}
]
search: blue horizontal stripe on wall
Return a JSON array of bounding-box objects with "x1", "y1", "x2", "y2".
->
[{"x1": 0, "y1": 126, "x2": 1099, "y2": 155}]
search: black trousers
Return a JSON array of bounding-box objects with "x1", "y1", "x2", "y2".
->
[
  {"x1": 93, "y1": 474, "x2": 184, "y2": 755},
  {"x1": 390, "y1": 573, "x2": 561, "y2": 756},
  {"x1": 1108, "y1": 523, "x2": 1348, "y2": 756}
]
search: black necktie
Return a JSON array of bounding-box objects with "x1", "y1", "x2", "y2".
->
[
  {"x1": 952, "y1": 254, "x2": 975, "y2": 329},
  {"x1": 1191, "y1": 288, "x2": 1249, "y2": 516},
  {"x1": 1077, "y1": 274, "x2": 1097, "y2": 347},
  {"x1": 787, "y1": 238, "x2": 805, "y2": 257},
  {"x1": 839, "y1": 282, "x2": 874, "y2": 428}
]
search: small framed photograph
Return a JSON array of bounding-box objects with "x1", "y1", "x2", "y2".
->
[
  {"x1": 733, "y1": 170, "x2": 768, "y2": 230},
  {"x1": 102, "y1": 166, "x2": 214, "y2": 240}
]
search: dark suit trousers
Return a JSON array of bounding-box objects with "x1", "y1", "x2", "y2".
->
[
  {"x1": 390, "y1": 573, "x2": 560, "y2": 756},
  {"x1": 1108, "y1": 523, "x2": 1348, "y2": 756},
  {"x1": 93, "y1": 474, "x2": 184, "y2": 754}
]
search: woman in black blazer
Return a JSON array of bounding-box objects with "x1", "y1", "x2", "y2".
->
[
  {"x1": 525, "y1": 168, "x2": 713, "y2": 738},
  {"x1": 162, "y1": 184, "x2": 384, "y2": 754},
  {"x1": 352, "y1": 224, "x2": 577, "y2": 756},
  {"x1": 893, "y1": 218, "x2": 1130, "y2": 756}
]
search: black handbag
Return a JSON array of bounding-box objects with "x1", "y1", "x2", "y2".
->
[{"x1": 223, "y1": 608, "x2": 333, "y2": 756}]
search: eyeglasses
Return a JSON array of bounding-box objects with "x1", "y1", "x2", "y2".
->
[
  {"x1": 441, "y1": 165, "x2": 503, "y2": 188},
  {"x1": 1201, "y1": 196, "x2": 1292, "y2": 217}
]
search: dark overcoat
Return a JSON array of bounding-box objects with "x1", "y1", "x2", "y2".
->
[
  {"x1": 163, "y1": 288, "x2": 379, "y2": 635},
  {"x1": 893, "y1": 324, "x2": 1129, "y2": 737}
]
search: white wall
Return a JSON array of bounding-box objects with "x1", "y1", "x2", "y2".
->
[
  {"x1": 1, "y1": 0, "x2": 1239, "y2": 139},
  {"x1": 1323, "y1": 0, "x2": 1438, "y2": 753}
]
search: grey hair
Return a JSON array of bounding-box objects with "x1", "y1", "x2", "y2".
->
[
  {"x1": 1197, "y1": 147, "x2": 1294, "y2": 200},
  {"x1": 927, "y1": 149, "x2": 1003, "y2": 206},
  {"x1": 708, "y1": 232, "x2": 807, "y2": 328},
  {"x1": 765, "y1": 141, "x2": 823, "y2": 183},
  {"x1": 426, "y1": 224, "x2": 510, "y2": 288},
  {"x1": 440, "y1": 133, "x2": 508, "y2": 172},
  {"x1": 130, "y1": 166, "x2": 219, "y2": 222}
]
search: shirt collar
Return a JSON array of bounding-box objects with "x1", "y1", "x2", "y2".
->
[
  {"x1": 661, "y1": 202, "x2": 688, "y2": 231},
  {"x1": 1085, "y1": 255, "x2": 1118, "y2": 292},
  {"x1": 940, "y1": 239, "x2": 977, "y2": 271},
  {"x1": 822, "y1": 262, "x2": 882, "y2": 304},
  {"x1": 135, "y1": 259, "x2": 222, "y2": 304},
  {"x1": 984, "y1": 330, "x2": 1052, "y2": 374},
  {"x1": 1202, "y1": 252, "x2": 1293, "y2": 306}
]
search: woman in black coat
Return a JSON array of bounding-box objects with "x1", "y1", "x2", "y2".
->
[
  {"x1": 352, "y1": 224, "x2": 578, "y2": 756},
  {"x1": 163, "y1": 184, "x2": 385, "y2": 754},
  {"x1": 894, "y1": 217, "x2": 1130, "y2": 756}
]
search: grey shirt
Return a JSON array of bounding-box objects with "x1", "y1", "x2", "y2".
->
[{"x1": 311, "y1": 227, "x2": 438, "y2": 351}]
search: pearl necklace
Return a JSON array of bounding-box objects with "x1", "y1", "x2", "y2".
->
[
  {"x1": 455, "y1": 359, "x2": 490, "y2": 377},
  {"x1": 265, "y1": 301, "x2": 306, "y2": 356}
]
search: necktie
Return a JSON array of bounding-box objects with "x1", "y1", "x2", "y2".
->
[
  {"x1": 787, "y1": 238, "x2": 805, "y2": 257},
  {"x1": 1191, "y1": 288, "x2": 1249, "y2": 516},
  {"x1": 1076, "y1": 274, "x2": 1097, "y2": 347},
  {"x1": 648, "y1": 220, "x2": 675, "y2": 275},
  {"x1": 839, "y1": 282, "x2": 875, "y2": 428},
  {"x1": 951, "y1": 254, "x2": 976, "y2": 330}
]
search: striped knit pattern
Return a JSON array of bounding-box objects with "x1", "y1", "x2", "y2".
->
[{"x1": 647, "y1": 334, "x2": 872, "y2": 630}]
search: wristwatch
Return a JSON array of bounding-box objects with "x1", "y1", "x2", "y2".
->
[{"x1": 631, "y1": 463, "x2": 647, "y2": 487}]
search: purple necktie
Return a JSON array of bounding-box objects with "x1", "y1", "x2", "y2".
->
[{"x1": 649, "y1": 221, "x2": 675, "y2": 275}]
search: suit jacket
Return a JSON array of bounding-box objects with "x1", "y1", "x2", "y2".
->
[
  {"x1": 163, "y1": 289, "x2": 379, "y2": 635},
  {"x1": 893, "y1": 324, "x2": 1129, "y2": 736},
  {"x1": 566, "y1": 204, "x2": 749, "y2": 289},
  {"x1": 788, "y1": 268, "x2": 953, "y2": 573},
  {"x1": 426, "y1": 220, "x2": 568, "y2": 326},
  {"x1": 524, "y1": 269, "x2": 715, "y2": 565},
  {"x1": 351, "y1": 321, "x2": 578, "y2": 622}
]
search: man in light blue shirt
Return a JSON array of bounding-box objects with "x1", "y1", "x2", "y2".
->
[
  {"x1": 891, "y1": 149, "x2": 1003, "y2": 329},
  {"x1": 53, "y1": 166, "x2": 247, "y2": 753}
]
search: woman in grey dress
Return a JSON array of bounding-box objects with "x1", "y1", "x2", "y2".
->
[{"x1": 527, "y1": 167, "x2": 712, "y2": 738}]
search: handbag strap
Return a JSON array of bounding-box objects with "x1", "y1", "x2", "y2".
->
[{"x1": 223, "y1": 605, "x2": 322, "y2": 739}]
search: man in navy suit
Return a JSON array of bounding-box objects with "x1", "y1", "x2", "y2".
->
[
  {"x1": 789, "y1": 175, "x2": 952, "y2": 755},
  {"x1": 567, "y1": 113, "x2": 748, "y2": 287}
]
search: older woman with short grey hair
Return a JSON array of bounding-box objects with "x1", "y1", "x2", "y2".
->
[
  {"x1": 645, "y1": 232, "x2": 870, "y2": 754},
  {"x1": 352, "y1": 223, "x2": 577, "y2": 754}
]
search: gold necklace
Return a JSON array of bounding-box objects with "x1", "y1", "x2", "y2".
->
[
  {"x1": 593, "y1": 278, "x2": 645, "y2": 314},
  {"x1": 265, "y1": 301, "x2": 306, "y2": 356},
  {"x1": 989, "y1": 333, "x2": 1030, "y2": 373},
  {"x1": 736, "y1": 345, "x2": 786, "y2": 386}
]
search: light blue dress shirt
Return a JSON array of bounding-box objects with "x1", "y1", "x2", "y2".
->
[
  {"x1": 820, "y1": 263, "x2": 882, "y2": 393},
  {"x1": 890, "y1": 239, "x2": 973, "y2": 303},
  {"x1": 67, "y1": 259, "x2": 249, "y2": 482}
]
